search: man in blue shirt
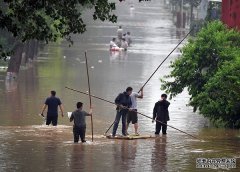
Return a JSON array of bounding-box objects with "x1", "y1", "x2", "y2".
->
[
  {"x1": 40, "y1": 90, "x2": 64, "y2": 126},
  {"x1": 112, "y1": 87, "x2": 132, "y2": 137}
]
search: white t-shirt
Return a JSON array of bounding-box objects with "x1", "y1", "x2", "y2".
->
[
  {"x1": 110, "y1": 41, "x2": 117, "y2": 49},
  {"x1": 121, "y1": 41, "x2": 128, "y2": 49},
  {"x1": 117, "y1": 28, "x2": 123, "y2": 38},
  {"x1": 130, "y1": 92, "x2": 140, "y2": 109}
]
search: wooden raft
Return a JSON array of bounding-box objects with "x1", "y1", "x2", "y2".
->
[{"x1": 106, "y1": 134, "x2": 155, "y2": 140}]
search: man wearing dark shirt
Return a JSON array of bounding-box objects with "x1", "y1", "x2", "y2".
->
[
  {"x1": 152, "y1": 94, "x2": 170, "y2": 135},
  {"x1": 70, "y1": 102, "x2": 92, "y2": 143},
  {"x1": 112, "y1": 87, "x2": 132, "y2": 137},
  {"x1": 40, "y1": 90, "x2": 64, "y2": 126}
]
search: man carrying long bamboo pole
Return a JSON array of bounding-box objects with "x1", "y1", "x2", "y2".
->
[
  {"x1": 126, "y1": 88, "x2": 143, "y2": 136},
  {"x1": 70, "y1": 102, "x2": 92, "y2": 143},
  {"x1": 112, "y1": 87, "x2": 133, "y2": 137}
]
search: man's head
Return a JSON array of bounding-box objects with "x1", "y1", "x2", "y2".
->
[
  {"x1": 112, "y1": 38, "x2": 116, "y2": 41},
  {"x1": 76, "y1": 102, "x2": 83, "y2": 109},
  {"x1": 126, "y1": 87, "x2": 133, "y2": 95},
  {"x1": 161, "y1": 94, "x2": 167, "y2": 100},
  {"x1": 119, "y1": 25, "x2": 122, "y2": 29},
  {"x1": 51, "y1": 90, "x2": 56, "y2": 96}
]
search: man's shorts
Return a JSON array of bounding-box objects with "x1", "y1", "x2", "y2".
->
[
  {"x1": 127, "y1": 109, "x2": 138, "y2": 124},
  {"x1": 46, "y1": 115, "x2": 58, "y2": 126}
]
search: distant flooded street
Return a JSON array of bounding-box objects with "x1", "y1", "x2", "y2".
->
[{"x1": 0, "y1": 0, "x2": 239, "y2": 171}]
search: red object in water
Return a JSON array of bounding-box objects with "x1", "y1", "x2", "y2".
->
[{"x1": 221, "y1": 0, "x2": 240, "y2": 30}]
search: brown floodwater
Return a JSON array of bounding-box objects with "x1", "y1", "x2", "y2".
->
[{"x1": 0, "y1": 0, "x2": 239, "y2": 171}]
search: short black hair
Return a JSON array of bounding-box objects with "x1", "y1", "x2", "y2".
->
[
  {"x1": 76, "y1": 102, "x2": 83, "y2": 109},
  {"x1": 51, "y1": 90, "x2": 56, "y2": 96},
  {"x1": 161, "y1": 94, "x2": 167, "y2": 99},
  {"x1": 126, "y1": 87, "x2": 133, "y2": 92}
]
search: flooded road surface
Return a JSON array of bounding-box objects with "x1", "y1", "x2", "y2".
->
[{"x1": 0, "y1": 0, "x2": 239, "y2": 171}]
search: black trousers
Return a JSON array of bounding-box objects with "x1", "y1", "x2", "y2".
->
[
  {"x1": 73, "y1": 126, "x2": 86, "y2": 143},
  {"x1": 46, "y1": 115, "x2": 58, "y2": 126},
  {"x1": 155, "y1": 121, "x2": 167, "y2": 135}
]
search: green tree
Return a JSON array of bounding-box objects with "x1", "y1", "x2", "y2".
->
[
  {"x1": 161, "y1": 21, "x2": 240, "y2": 128},
  {"x1": 192, "y1": 59, "x2": 240, "y2": 128},
  {"x1": 0, "y1": 0, "x2": 117, "y2": 59}
]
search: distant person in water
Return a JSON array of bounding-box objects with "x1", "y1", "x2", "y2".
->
[
  {"x1": 112, "y1": 87, "x2": 133, "y2": 137},
  {"x1": 152, "y1": 94, "x2": 170, "y2": 135},
  {"x1": 125, "y1": 32, "x2": 132, "y2": 46},
  {"x1": 70, "y1": 102, "x2": 92, "y2": 143},
  {"x1": 40, "y1": 90, "x2": 64, "y2": 126},
  {"x1": 117, "y1": 26, "x2": 123, "y2": 40},
  {"x1": 122, "y1": 33, "x2": 126, "y2": 39},
  {"x1": 121, "y1": 38, "x2": 128, "y2": 51},
  {"x1": 110, "y1": 38, "x2": 118, "y2": 50}
]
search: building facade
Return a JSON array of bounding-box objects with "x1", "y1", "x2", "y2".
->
[{"x1": 221, "y1": 0, "x2": 240, "y2": 29}]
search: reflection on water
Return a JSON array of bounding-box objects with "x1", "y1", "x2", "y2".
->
[
  {"x1": 0, "y1": 0, "x2": 240, "y2": 171},
  {"x1": 0, "y1": 126, "x2": 239, "y2": 171},
  {"x1": 151, "y1": 136, "x2": 167, "y2": 172}
]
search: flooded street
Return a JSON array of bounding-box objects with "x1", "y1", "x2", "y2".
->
[{"x1": 0, "y1": 0, "x2": 239, "y2": 171}]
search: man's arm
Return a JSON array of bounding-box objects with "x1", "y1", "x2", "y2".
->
[
  {"x1": 70, "y1": 112, "x2": 74, "y2": 122},
  {"x1": 137, "y1": 88, "x2": 143, "y2": 99},
  {"x1": 85, "y1": 109, "x2": 93, "y2": 116},
  {"x1": 152, "y1": 103, "x2": 157, "y2": 123},
  {"x1": 115, "y1": 93, "x2": 124, "y2": 108},
  {"x1": 59, "y1": 104, "x2": 64, "y2": 117},
  {"x1": 40, "y1": 104, "x2": 47, "y2": 117}
]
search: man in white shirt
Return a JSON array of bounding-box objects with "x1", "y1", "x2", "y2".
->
[
  {"x1": 110, "y1": 38, "x2": 118, "y2": 49},
  {"x1": 126, "y1": 88, "x2": 143, "y2": 135},
  {"x1": 117, "y1": 26, "x2": 123, "y2": 40}
]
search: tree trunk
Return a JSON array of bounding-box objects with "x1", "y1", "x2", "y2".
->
[
  {"x1": 190, "y1": 3, "x2": 194, "y2": 22},
  {"x1": 22, "y1": 42, "x2": 30, "y2": 65},
  {"x1": 34, "y1": 40, "x2": 39, "y2": 58},
  {"x1": 7, "y1": 43, "x2": 24, "y2": 79},
  {"x1": 28, "y1": 40, "x2": 35, "y2": 60}
]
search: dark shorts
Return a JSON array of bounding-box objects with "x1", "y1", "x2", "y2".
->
[
  {"x1": 46, "y1": 115, "x2": 58, "y2": 126},
  {"x1": 127, "y1": 110, "x2": 138, "y2": 124}
]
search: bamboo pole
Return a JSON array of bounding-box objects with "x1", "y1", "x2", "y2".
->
[
  {"x1": 84, "y1": 51, "x2": 94, "y2": 142},
  {"x1": 137, "y1": 28, "x2": 193, "y2": 93}
]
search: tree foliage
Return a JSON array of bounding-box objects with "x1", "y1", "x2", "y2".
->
[
  {"x1": 161, "y1": 21, "x2": 240, "y2": 128},
  {"x1": 0, "y1": 0, "x2": 117, "y2": 59}
]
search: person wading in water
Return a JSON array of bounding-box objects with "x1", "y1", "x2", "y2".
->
[
  {"x1": 152, "y1": 94, "x2": 170, "y2": 135},
  {"x1": 70, "y1": 102, "x2": 92, "y2": 143},
  {"x1": 40, "y1": 90, "x2": 64, "y2": 126}
]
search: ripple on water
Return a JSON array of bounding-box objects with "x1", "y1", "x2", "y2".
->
[{"x1": 190, "y1": 149, "x2": 217, "y2": 153}]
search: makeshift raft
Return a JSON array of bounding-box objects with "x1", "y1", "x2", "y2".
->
[{"x1": 106, "y1": 134, "x2": 155, "y2": 140}]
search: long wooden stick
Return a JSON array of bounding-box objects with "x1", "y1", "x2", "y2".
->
[
  {"x1": 138, "y1": 28, "x2": 193, "y2": 93},
  {"x1": 104, "y1": 121, "x2": 115, "y2": 135},
  {"x1": 65, "y1": 86, "x2": 201, "y2": 140},
  {"x1": 85, "y1": 51, "x2": 94, "y2": 142}
]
